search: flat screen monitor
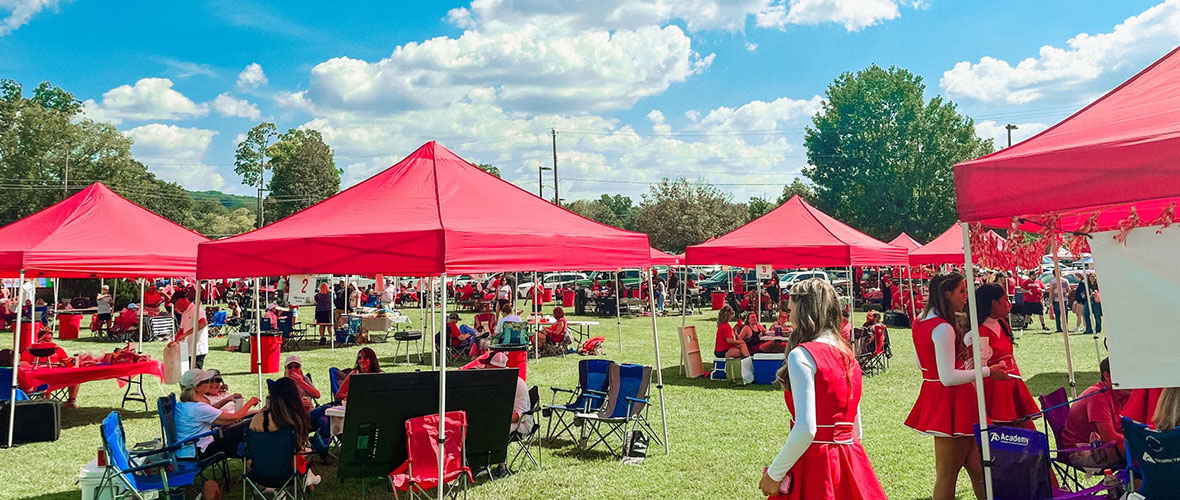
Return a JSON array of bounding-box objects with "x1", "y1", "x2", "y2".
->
[{"x1": 336, "y1": 369, "x2": 518, "y2": 480}]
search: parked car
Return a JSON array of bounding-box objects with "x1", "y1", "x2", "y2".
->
[
  {"x1": 574, "y1": 269, "x2": 642, "y2": 289},
  {"x1": 517, "y1": 272, "x2": 588, "y2": 298},
  {"x1": 778, "y1": 270, "x2": 829, "y2": 289}
]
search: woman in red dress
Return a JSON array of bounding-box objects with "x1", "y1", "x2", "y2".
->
[
  {"x1": 905, "y1": 272, "x2": 1010, "y2": 500},
  {"x1": 972, "y1": 284, "x2": 1040, "y2": 430},
  {"x1": 759, "y1": 279, "x2": 886, "y2": 500}
]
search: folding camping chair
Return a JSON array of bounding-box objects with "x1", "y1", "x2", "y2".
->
[
  {"x1": 1037, "y1": 387, "x2": 1121, "y2": 490},
  {"x1": 276, "y1": 316, "x2": 305, "y2": 351},
  {"x1": 147, "y1": 316, "x2": 175, "y2": 341},
  {"x1": 543, "y1": 359, "x2": 612, "y2": 445},
  {"x1": 0, "y1": 368, "x2": 47, "y2": 400},
  {"x1": 858, "y1": 325, "x2": 891, "y2": 376},
  {"x1": 387, "y1": 410, "x2": 473, "y2": 500},
  {"x1": 1122, "y1": 416, "x2": 1180, "y2": 499},
  {"x1": 241, "y1": 427, "x2": 307, "y2": 500},
  {"x1": 328, "y1": 367, "x2": 343, "y2": 398},
  {"x1": 507, "y1": 386, "x2": 542, "y2": 473},
  {"x1": 157, "y1": 394, "x2": 230, "y2": 487},
  {"x1": 209, "y1": 311, "x2": 229, "y2": 336},
  {"x1": 973, "y1": 424, "x2": 1116, "y2": 499},
  {"x1": 491, "y1": 321, "x2": 530, "y2": 349},
  {"x1": 574, "y1": 363, "x2": 662, "y2": 458},
  {"x1": 98, "y1": 411, "x2": 202, "y2": 500}
]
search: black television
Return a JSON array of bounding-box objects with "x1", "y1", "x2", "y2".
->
[{"x1": 336, "y1": 368, "x2": 518, "y2": 480}]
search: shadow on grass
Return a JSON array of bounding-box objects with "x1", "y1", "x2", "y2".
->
[
  {"x1": 1026, "y1": 371, "x2": 1100, "y2": 398},
  {"x1": 61, "y1": 406, "x2": 157, "y2": 430},
  {"x1": 657, "y1": 366, "x2": 779, "y2": 391}
]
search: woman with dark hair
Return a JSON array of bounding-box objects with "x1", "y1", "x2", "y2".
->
[
  {"x1": 248, "y1": 377, "x2": 320, "y2": 487},
  {"x1": 334, "y1": 347, "x2": 382, "y2": 401},
  {"x1": 758, "y1": 279, "x2": 886, "y2": 499},
  {"x1": 739, "y1": 310, "x2": 768, "y2": 355},
  {"x1": 971, "y1": 284, "x2": 1040, "y2": 430},
  {"x1": 714, "y1": 305, "x2": 747, "y2": 359},
  {"x1": 905, "y1": 272, "x2": 1011, "y2": 500}
]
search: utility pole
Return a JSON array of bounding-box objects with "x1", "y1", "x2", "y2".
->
[
  {"x1": 539, "y1": 166, "x2": 552, "y2": 199},
  {"x1": 63, "y1": 150, "x2": 69, "y2": 199},
  {"x1": 1005, "y1": 123, "x2": 1018, "y2": 148},
  {"x1": 551, "y1": 128, "x2": 559, "y2": 205}
]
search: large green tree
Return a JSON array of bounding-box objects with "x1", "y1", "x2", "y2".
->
[
  {"x1": 566, "y1": 198, "x2": 620, "y2": 227},
  {"x1": 234, "y1": 122, "x2": 277, "y2": 227},
  {"x1": 635, "y1": 178, "x2": 746, "y2": 252},
  {"x1": 747, "y1": 196, "x2": 774, "y2": 221},
  {"x1": 264, "y1": 128, "x2": 340, "y2": 221},
  {"x1": 802, "y1": 65, "x2": 993, "y2": 241},
  {"x1": 598, "y1": 194, "x2": 638, "y2": 230},
  {"x1": 0, "y1": 79, "x2": 195, "y2": 227},
  {"x1": 777, "y1": 178, "x2": 818, "y2": 206}
]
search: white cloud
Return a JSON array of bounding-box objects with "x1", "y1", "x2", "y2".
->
[
  {"x1": 756, "y1": 0, "x2": 902, "y2": 32},
  {"x1": 941, "y1": 0, "x2": 1180, "y2": 104},
  {"x1": 82, "y1": 78, "x2": 208, "y2": 124},
  {"x1": 212, "y1": 93, "x2": 261, "y2": 120},
  {"x1": 745, "y1": 41, "x2": 758, "y2": 51},
  {"x1": 299, "y1": 24, "x2": 712, "y2": 115},
  {"x1": 690, "y1": 95, "x2": 823, "y2": 132},
  {"x1": 237, "y1": 63, "x2": 268, "y2": 89},
  {"x1": 0, "y1": 0, "x2": 65, "y2": 36},
  {"x1": 123, "y1": 124, "x2": 225, "y2": 191},
  {"x1": 974, "y1": 120, "x2": 1049, "y2": 149}
]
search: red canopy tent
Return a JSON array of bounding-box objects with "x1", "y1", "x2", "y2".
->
[
  {"x1": 0, "y1": 182, "x2": 209, "y2": 278},
  {"x1": 197, "y1": 142, "x2": 652, "y2": 278},
  {"x1": 908, "y1": 225, "x2": 964, "y2": 265},
  {"x1": 684, "y1": 195, "x2": 908, "y2": 268},
  {"x1": 956, "y1": 46, "x2": 1180, "y2": 231},
  {"x1": 888, "y1": 233, "x2": 922, "y2": 252},
  {"x1": 649, "y1": 248, "x2": 681, "y2": 266}
]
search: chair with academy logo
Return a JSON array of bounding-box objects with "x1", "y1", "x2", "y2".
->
[{"x1": 973, "y1": 424, "x2": 1116, "y2": 499}]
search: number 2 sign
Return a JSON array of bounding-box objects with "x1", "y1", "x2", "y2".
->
[{"x1": 288, "y1": 274, "x2": 315, "y2": 305}]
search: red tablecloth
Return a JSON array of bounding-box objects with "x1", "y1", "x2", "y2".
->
[{"x1": 19, "y1": 360, "x2": 164, "y2": 393}]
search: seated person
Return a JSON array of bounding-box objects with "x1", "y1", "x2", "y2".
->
[
  {"x1": 769, "y1": 310, "x2": 792, "y2": 336},
  {"x1": 541, "y1": 307, "x2": 571, "y2": 351},
  {"x1": 20, "y1": 331, "x2": 80, "y2": 407},
  {"x1": 713, "y1": 306, "x2": 748, "y2": 359},
  {"x1": 475, "y1": 352, "x2": 532, "y2": 434},
  {"x1": 862, "y1": 310, "x2": 887, "y2": 353},
  {"x1": 1061, "y1": 358, "x2": 1131, "y2": 469},
  {"x1": 226, "y1": 300, "x2": 243, "y2": 327},
  {"x1": 738, "y1": 311, "x2": 768, "y2": 355},
  {"x1": 334, "y1": 347, "x2": 383, "y2": 401},
  {"x1": 493, "y1": 303, "x2": 524, "y2": 343},
  {"x1": 248, "y1": 377, "x2": 321, "y2": 488},
  {"x1": 445, "y1": 312, "x2": 475, "y2": 352},
  {"x1": 839, "y1": 309, "x2": 852, "y2": 344},
  {"x1": 112, "y1": 303, "x2": 139, "y2": 333},
  {"x1": 175, "y1": 369, "x2": 259, "y2": 460},
  {"x1": 144, "y1": 285, "x2": 164, "y2": 316}
]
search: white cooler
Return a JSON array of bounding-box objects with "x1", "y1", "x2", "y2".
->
[{"x1": 79, "y1": 458, "x2": 158, "y2": 500}]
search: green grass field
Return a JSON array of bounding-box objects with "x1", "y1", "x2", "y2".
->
[{"x1": 0, "y1": 306, "x2": 1105, "y2": 500}]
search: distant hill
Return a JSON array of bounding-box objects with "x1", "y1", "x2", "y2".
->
[{"x1": 187, "y1": 190, "x2": 257, "y2": 210}]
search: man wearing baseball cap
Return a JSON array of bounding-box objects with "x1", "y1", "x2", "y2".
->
[
  {"x1": 174, "y1": 369, "x2": 258, "y2": 461},
  {"x1": 478, "y1": 352, "x2": 533, "y2": 435}
]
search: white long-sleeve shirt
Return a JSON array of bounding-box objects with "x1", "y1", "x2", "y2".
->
[
  {"x1": 924, "y1": 311, "x2": 990, "y2": 386},
  {"x1": 766, "y1": 335, "x2": 864, "y2": 481}
]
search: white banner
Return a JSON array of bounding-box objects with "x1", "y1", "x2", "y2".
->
[
  {"x1": 287, "y1": 274, "x2": 316, "y2": 306},
  {"x1": 756, "y1": 264, "x2": 773, "y2": 280},
  {"x1": 1090, "y1": 227, "x2": 1180, "y2": 389}
]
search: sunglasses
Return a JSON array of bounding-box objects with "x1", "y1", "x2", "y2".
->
[{"x1": 207, "y1": 378, "x2": 223, "y2": 384}]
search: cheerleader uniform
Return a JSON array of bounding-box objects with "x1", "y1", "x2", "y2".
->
[
  {"x1": 768, "y1": 341, "x2": 886, "y2": 500},
  {"x1": 972, "y1": 318, "x2": 1040, "y2": 423},
  {"x1": 905, "y1": 314, "x2": 991, "y2": 437},
  {"x1": 1122, "y1": 388, "x2": 1163, "y2": 427}
]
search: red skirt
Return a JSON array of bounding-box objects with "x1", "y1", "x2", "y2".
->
[
  {"x1": 985, "y1": 377, "x2": 1040, "y2": 423},
  {"x1": 905, "y1": 380, "x2": 983, "y2": 437},
  {"x1": 769, "y1": 441, "x2": 887, "y2": 500}
]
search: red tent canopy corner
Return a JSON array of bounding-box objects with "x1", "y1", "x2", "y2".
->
[{"x1": 888, "y1": 233, "x2": 922, "y2": 252}]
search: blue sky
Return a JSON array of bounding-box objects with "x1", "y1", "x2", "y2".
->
[{"x1": 1, "y1": 0, "x2": 1174, "y2": 201}]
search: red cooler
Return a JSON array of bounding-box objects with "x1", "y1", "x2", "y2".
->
[
  {"x1": 561, "y1": 291, "x2": 575, "y2": 307},
  {"x1": 711, "y1": 291, "x2": 726, "y2": 310},
  {"x1": 249, "y1": 334, "x2": 282, "y2": 374},
  {"x1": 58, "y1": 314, "x2": 82, "y2": 340}
]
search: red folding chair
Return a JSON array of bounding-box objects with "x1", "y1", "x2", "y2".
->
[{"x1": 388, "y1": 410, "x2": 472, "y2": 500}]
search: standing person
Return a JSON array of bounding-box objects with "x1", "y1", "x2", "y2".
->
[
  {"x1": 1047, "y1": 269, "x2": 1071, "y2": 333},
  {"x1": 1085, "y1": 274, "x2": 1102, "y2": 334},
  {"x1": 96, "y1": 285, "x2": 114, "y2": 335},
  {"x1": 733, "y1": 271, "x2": 744, "y2": 296},
  {"x1": 714, "y1": 305, "x2": 748, "y2": 359},
  {"x1": 880, "y1": 274, "x2": 893, "y2": 312},
  {"x1": 496, "y1": 277, "x2": 514, "y2": 316},
  {"x1": 333, "y1": 279, "x2": 347, "y2": 328},
  {"x1": 175, "y1": 301, "x2": 210, "y2": 369},
  {"x1": 314, "y1": 283, "x2": 333, "y2": 345},
  {"x1": 972, "y1": 284, "x2": 1040, "y2": 430},
  {"x1": 1071, "y1": 274, "x2": 1087, "y2": 333},
  {"x1": 905, "y1": 272, "x2": 1011, "y2": 500},
  {"x1": 655, "y1": 274, "x2": 666, "y2": 316},
  {"x1": 759, "y1": 279, "x2": 886, "y2": 499},
  {"x1": 1019, "y1": 271, "x2": 1047, "y2": 330}
]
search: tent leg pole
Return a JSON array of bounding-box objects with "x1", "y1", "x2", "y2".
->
[
  {"x1": 1051, "y1": 241, "x2": 1077, "y2": 398},
  {"x1": 138, "y1": 280, "x2": 145, "y2": 352},
  {"x1": 647, "y1": 271, "x2": 669, "y2": 453},
  {"x1": 8, "y1": 270, "x2": 25, "y2": 448},
  {"x1": 52, "y1": 279, "x2": 59, "y2": 338},
  {"x1": 437, "y1": 273, "x2": 448, "y2": 500},
  {"x1": 681, "y1": 264, "x2": 687, "y2": 328},
  {"x1": 255, "y1": 280, "x2": 262, "y2": 398},
  {"x1": 192, "y1": 281, "x2": 201, "y2": 372},
  {"x1": 1081, "y1": 259, "x2": 1100, "y2": 364},
  {"x1": 615, "y1": 270, "x2": 622, "y2": 353},
  {"x1": 961, "y1": 223, "x2": 994, "y2": 500}
]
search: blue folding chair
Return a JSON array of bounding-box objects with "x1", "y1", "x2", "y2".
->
[
  {"x1": 1123, "y1": 416, "x2": 1180, "y2": 499},
  {"x1": 156, "y1": 394, "x2": 229, "y2": 485},
  {"x1": 574, "y1": 363, "x2": 662, "y2": 457},
  {"x1": 542, "y1": 359, "x2": 612, "y2": 444},
  {"x1": 328, "y1": 367, "x2": 343, "y2": 398},
  {"x1": 98, "y1": 411, "x2": 201, "y2": 500},
  {"x1": 242, "y1": 427, "x2": 306, "y2": 500},
  {"x1": 974, "y1": 424, "x2": 1115, "y2": 499},
  {"x1": 210, "y1": 311, "x2": 228, "y2": 334},
  {"x1": 491, "y1": 321, "x2": 530, "y2": 347},
  {"x1": 0, "y1": 368, "x2": 47, "y2": 400}
]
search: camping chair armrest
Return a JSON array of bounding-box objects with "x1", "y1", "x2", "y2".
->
[
  {"x1": 584, "y1": 389, "x2": 607, "y2": 398},
  {"x1": 624, "y1": 397, "x2": 648, "y2": 405},
  {"x1": 1055, "y1": 440, "x2": 1117, "y2": 454},
  {"x1": 548, "y1": 387, "x2": 575, "y2": 395},
  {"x1": 120, "y1": 457, "x2": 177, "y2": 475}
]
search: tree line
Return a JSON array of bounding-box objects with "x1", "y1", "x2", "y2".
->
[{"x1": 1, "y1": 64, "x2": 990, "y2": 247}]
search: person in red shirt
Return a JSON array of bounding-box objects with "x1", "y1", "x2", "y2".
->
[
  {"x1": 1019, "y1": 271, "x2": 1047, "y2": 330},
  {"x1": 1060, "y1": 358, "x2": 1130, "y2": 469},
  {"x1": 732, "y1": 272, "x2": 744, "y2": 295},
  {"x1": 714, "y1": 306, "x2": 747, "y2": 359}
]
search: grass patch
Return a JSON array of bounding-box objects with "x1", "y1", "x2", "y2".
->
[{"x1": 0, "y1": 307, "x2": 1105, "y2": 499}]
